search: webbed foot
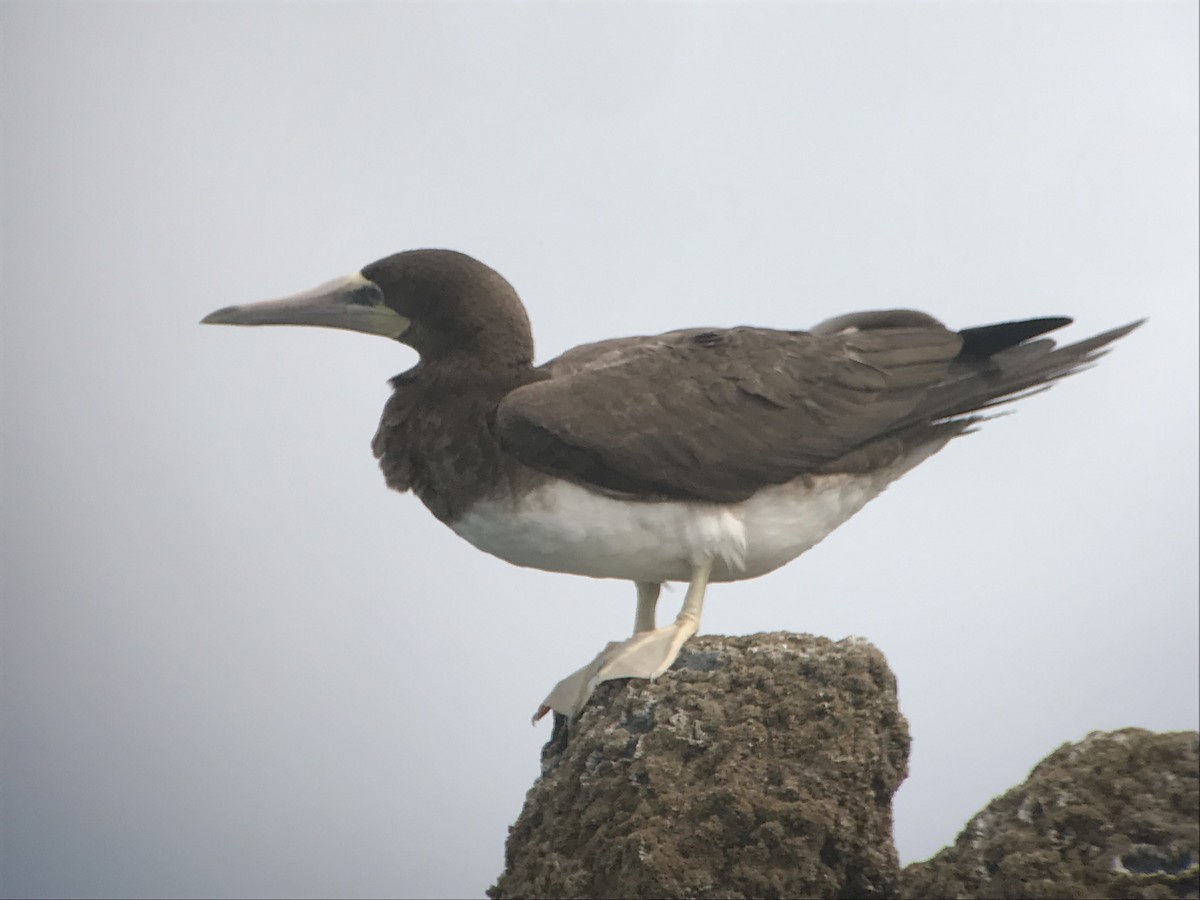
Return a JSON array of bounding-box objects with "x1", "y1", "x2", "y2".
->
[
  {"x1": 533, "y1": 620, "x2": 698, "y2": 721},
  {"x1": 533, "y1": 560, "x2": 712, "y2": 723}
]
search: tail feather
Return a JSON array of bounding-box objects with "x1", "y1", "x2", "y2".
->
[
  {"x1": 913, "y1": 319, "x2": 1144, "y2": 426},
  {"x1": 957, "y1": 316, "x2": 1073, "y2": 359}
]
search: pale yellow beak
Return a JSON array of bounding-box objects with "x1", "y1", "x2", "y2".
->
[{"x1": 202, "y1": 271, "x2": 409, "y2": 339}]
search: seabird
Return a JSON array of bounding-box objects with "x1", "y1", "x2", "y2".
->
[{"x1": 203, "y1": 249, "x2": 1141, "y2": 722}]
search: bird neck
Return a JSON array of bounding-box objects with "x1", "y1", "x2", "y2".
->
[
  {"x1": 425, "y1": 345, "x2": 536, "y2": 384},
  {"x1": 375, "y1": 359, "x2": 548, "y2": 524}
]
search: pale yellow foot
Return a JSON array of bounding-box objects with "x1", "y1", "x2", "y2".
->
[
  {"x1": 534, "y1": 560, "x2": 712, "y2": 723},
  {"x1": 534, "y1": 621, "x2": 698, "y2": 721}
]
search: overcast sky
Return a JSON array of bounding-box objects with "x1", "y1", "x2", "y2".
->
[{"x1": 1, "y1": 2, "x2": 1196, "y2": 898}]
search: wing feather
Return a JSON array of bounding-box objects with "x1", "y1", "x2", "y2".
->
[
  {"x1": 495, "y1": 314, "x2": 1140, "y2": 503},
  {"x1": 495, "y1": 321, "x2": 963, "y2": 501}
]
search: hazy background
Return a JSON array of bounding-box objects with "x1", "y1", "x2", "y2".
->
[{"x1": 2, "y1": 2, "x2": 1196, "y2": 898}]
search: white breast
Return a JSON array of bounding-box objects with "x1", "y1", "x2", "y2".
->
[{"x1": 449, "y1": 445, "x2": 943, "y2": 583}]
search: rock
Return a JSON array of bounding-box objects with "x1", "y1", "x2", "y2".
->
[
  {"x1": 488, "y1": 633, "x2": 910, "y2": 900},
  {"x1": 489, "y1": 631, "x2": 1198, "y2": 900},
  {"x1": 900, "y1": 728, "x2": 1200, "y2": 900}
]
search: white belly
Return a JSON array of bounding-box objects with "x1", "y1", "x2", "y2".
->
[{"x1": 449, "y1": 451, "x2": 937, "y2": 583}]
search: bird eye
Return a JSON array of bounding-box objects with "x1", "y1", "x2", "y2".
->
[{"x1": 346, "y1": 282, "x2": 384, "y2": 306}]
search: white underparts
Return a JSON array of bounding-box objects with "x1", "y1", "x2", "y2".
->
[{"x1": 448, "y1": 442, "x2": 948, "y2": 584}]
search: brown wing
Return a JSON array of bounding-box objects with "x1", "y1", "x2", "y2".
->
[
  {"x1": 495, "y1": 312, "x2": 966, "y2": 502},
  {"x1": 496, "y1": 311, "x2": 1142, "y2": 503}
]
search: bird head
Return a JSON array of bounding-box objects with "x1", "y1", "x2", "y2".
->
[{"x1": 202, "y1": 249, "x2": 534, "y2": 365}]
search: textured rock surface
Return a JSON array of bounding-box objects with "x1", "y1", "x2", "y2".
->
[
  {"x1": 488, "y1": 633, "x2": 910, "y2": 900},
  {"x1": 900, "y1": 728, "x2": 1200, "y2": 900}
]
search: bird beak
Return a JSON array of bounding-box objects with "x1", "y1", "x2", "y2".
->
[{"x1": 201, "y1": 271, "x2": 410, "y2": 339}]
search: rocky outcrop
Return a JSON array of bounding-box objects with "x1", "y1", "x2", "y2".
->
[
  {"x1": 489, "y1": 633, "x2": 910, "y2": 900},
  {"x1": 489, "y1": 633, "x2": 1198, "y2": 900},
  {"x1": 901, "y1": 728, "x2": 1200, "y2": 900}
]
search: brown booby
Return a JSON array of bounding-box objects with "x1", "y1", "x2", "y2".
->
[{"x1": 203, "y1": 249, "x2": 1141, "y2": 722}]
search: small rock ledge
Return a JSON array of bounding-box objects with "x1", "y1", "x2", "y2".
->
[
  {"x1": 489, "y1": 633, "x2": 909, "y2": 899},
  {"x1": 901, "y1": 727, "x2": 1199, "y2": 900}
]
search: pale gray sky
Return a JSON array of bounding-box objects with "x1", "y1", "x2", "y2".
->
[{"x1": 1, "y1": 2, "x2": 1196, "y2": 898}]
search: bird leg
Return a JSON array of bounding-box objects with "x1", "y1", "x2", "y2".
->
[
  {"x1": 534, "y1": 560, "x2": 712, "y2": 723},
  {"x1": 633, "y1": 581, "x2": 661, "y2": 633}
]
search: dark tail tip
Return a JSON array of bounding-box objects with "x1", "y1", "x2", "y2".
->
[{"x1": 957, "y1": 317, "x2": 1074, "y2": 359}]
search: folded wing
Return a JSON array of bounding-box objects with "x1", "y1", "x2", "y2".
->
[{"x1": 495, "y1": 311, "x2": 1140, "y2": 503}]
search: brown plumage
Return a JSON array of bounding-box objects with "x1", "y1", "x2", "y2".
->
[
  {"x1": 360, "y1": 256, "x2": 1138, "y2": 514},
  {"x1": 494, "y1": 314, "x2": 1140, "y2": 503}
]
